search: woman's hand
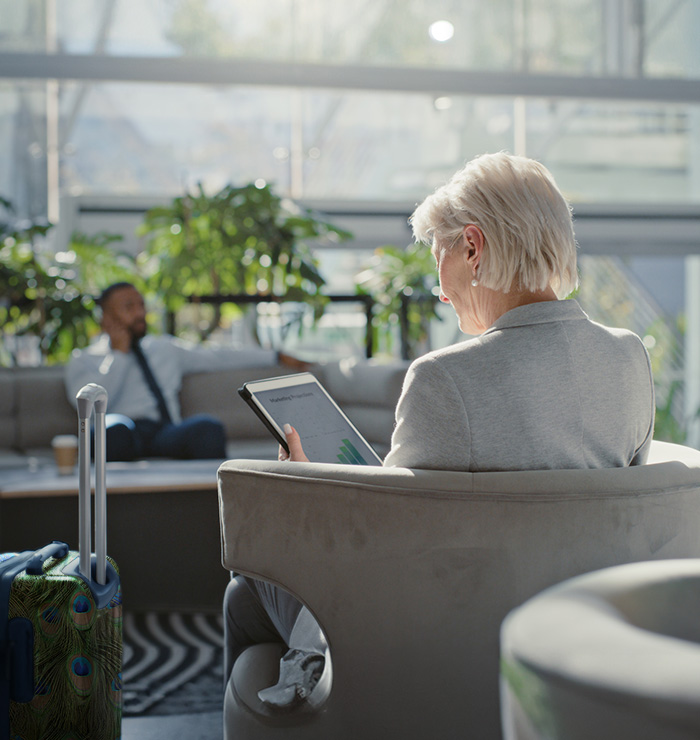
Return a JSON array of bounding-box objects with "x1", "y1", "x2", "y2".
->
[{"x1": 278, "y1": 424, "x2": 309, "y2": 463}]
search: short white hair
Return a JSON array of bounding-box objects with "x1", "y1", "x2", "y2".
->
[{"x1": 410, "y1": 152, "x2": 578, "y2": 298}]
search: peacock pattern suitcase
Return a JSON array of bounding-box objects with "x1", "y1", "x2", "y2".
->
[
  {"x1": 3, "y1": 547, "x2": 122, "y2": 740},
  {"x1": 0, "y1": 384, "x2": 123, "y2": 740}
]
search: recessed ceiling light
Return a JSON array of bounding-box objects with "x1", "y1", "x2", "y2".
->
[
  {"x1": 434, "y1": 96, "x2": 453, "y2": 110},
  {"x1": 429, "y1": 20, "x2": 454, "y2": 42}
]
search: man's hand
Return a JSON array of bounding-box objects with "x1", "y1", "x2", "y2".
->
[
  {"x1": 102, "y1": 312, "x2": 133, "y2": 353},
  {"x1": 278, "y1": 424, "x2": 309, "y2": 463}
]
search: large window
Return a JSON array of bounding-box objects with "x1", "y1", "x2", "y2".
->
[
  {"x1": 2, "y1": 0, "x2": 700, "y2": 443},
  {"x1": 3, "y1": 1, "x2": 698, "y2": 78},
  {"x1": 2, "y1": 1, "x2": 700, "y2": 215},
  {"x1": 2, "y1": 80, "x2": 700, "y2": 218}
]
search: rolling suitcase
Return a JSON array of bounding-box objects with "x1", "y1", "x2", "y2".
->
[{"x1": 0, "y1": 383, "x2": 122, "y2": 740}]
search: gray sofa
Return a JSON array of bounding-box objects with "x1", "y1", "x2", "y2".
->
[
  {"x1": 0, "y1": 358, "x2": 409, "y2": 466},
  {"x1": 0, "y1": 357, "x2": 408, "y2": 611}
]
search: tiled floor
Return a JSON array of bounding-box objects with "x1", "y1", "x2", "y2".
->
[{"x1": 122, "y1": 711, "x2": 223, "y2": 739}]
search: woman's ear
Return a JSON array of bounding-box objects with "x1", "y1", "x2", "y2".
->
[{"x1": 462, "y1": 224, "x2": 485, "y2": 272}]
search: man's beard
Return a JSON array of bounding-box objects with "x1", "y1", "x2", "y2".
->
[{"x1": 130, "y1": 320, "x2": 147, "y2": 340}]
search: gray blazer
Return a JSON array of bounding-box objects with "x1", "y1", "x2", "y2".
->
[{"x1": 384, "y1": 300, "x2": 655, "y2": 471}]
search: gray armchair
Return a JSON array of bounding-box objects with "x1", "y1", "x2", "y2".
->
[
  {"x1": 217, "y1": 441, "x2": 700, "y2": 740},
  {"x1": 500, "y1": 558, "x2": 700, "y2": 740}
]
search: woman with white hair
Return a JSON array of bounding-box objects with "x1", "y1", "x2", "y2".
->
[
  {"x1": 287, "y1": 151, "x2": 654, "y2": 470},
  {"x1": 380, "y1": 151, "x2": 654, "y2": 470},
  {"x1": 226, "y1": 152, "x2": 655, "y2": 707}
]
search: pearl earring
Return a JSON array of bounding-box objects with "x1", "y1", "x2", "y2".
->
[{"x1": 471, "y1": 278, "x2": 479, "y2": 287}]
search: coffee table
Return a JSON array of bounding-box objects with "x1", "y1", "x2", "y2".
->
[
  {"x1": 0, "y1": 458, "x2": 231, "y2": 611},
  {"x1": 0, "y1": 458, "x2": 222, "y2": 497}
]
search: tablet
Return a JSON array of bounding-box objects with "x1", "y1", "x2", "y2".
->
[{"x1": 238, "y1": 372, "x2": 383, "y2": 465}]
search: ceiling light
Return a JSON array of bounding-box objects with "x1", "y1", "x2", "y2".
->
[
  {"x1": 434, "y1": 96, "x2": 453, "y2": 110},
  {"x1": 429, "y1": 20, "x2": 454, "y2": 42}
]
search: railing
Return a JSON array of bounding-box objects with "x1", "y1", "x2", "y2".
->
[{"x1": 185, "y1": 293, "x2": 376, "y2": 358}]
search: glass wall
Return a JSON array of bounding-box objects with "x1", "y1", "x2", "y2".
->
[
  {"x1": 529, "y1": 101, "x2": 700, "y2": 203},
  {"x1": 3, "y1": 79, "x2": 700, "y2": 217},
  {"x1": 3, "y1": 0, "x2": 697, "y2": 78},
  {"x1": 2, "y1": 0, "x2": 700, "y2": 215},
  {"x1": 2, "y1": 0, "x2": 700, "y2": 441},
  {"x1": 0, "y1": 82, "x2": 47, "y2": 217}
]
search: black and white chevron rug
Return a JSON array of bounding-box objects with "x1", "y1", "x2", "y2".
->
[{"x1": 123, "y1": 611, "x2": 225, "y2": 716}]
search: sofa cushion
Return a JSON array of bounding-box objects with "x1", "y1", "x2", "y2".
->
[
  {"x1": 318, "y1": 358, "x2": 408, "y2": 408},
  {"x1": 180, "y1": 365, "x2": 305, "y2": 440},
  {"x1": 318, "y1": 358, "x2": 407, "y2": 446},
  {"x1": 15, "y1": 367, "x2": 77, "y2": 451}
]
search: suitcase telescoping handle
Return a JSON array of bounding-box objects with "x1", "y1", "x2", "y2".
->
[{"x1": 76, "y1": 383, "x2": 108, "y2": 586}]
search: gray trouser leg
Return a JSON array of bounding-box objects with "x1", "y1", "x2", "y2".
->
[
  {"x1": 288, "y1": 606, "x2": 327, "y2": 655},
  {"x1": 223, "y1": 576, "x2": 326, "y2": 687},
  {"x1": 243, "y1": 577, "x2": 305, "y2": 644},
  {"x1": 223, "y1": 576, "x2": 289, "y2": 686}
]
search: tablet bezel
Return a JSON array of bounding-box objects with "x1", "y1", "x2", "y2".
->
[{"x1": 238, "y1": 372, "x2": 383, "y2": 465}]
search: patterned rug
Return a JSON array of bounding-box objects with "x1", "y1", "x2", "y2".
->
[{"x1": 123, "y1": 611, "x2": 225, "y2": 716}]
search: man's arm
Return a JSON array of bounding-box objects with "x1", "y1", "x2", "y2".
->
[{"x1": 64, "y1": 343, "x2": 133, "y2": 409}]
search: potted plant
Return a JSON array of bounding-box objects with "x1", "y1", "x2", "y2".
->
[
  {"x1": 0, "y1": 198, "x2": 137, "y2": 365},
  {"x1": 355, "y1": 242, "x2": 440, "y2": 360},
  {"x1": 136, "y1": 182, "x2": 352, "y2": 343}
]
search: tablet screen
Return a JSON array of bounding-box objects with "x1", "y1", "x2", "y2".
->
[{"x1": 241, "y1": 374, "x2": 382, "y2": 465}]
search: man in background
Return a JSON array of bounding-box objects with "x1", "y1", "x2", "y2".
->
[{"x1": 65, "y1": 282, "x2": 305, "y2": 461}]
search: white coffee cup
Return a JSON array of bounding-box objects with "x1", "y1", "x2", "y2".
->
[{"x1": 52, "y1": 434, "x2": 79, "y2": 475}]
